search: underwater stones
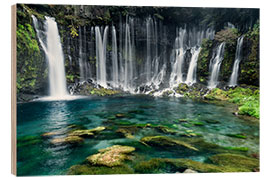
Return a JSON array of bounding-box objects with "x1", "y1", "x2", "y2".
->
[
  {"x1": 134, "y1": 158, "x2": 227, "y2": 173},
  {"x1": 68, "y1": 130, "x2": 94, "y2": 137},
  {"x1": 140, "y1": 136, "x2": 198, "y2": 151},
  {"x1": 116, "y1": 127, "x2": 137, "y2": 139},
  {"x1": 209, "y1": 153, "x2": 259, "y2": 171},
  {"x1": 204, "y1": 119, "x2": 220, "y2": 124},
  {"x1": 128, "y1": 109, "x2": 145, "y2": 115},
  {"x1": 115, "y1": 113, "x2": 128, "y2": 118},
  {"x1": 67, "y1": 164, "x2": 134, "y2": 175},
  {"x1": 134, "y1": 158, "x2": 168, "y2": 173},
  {"x1": 50, "y1": 135, "x2": 84, "y2": 145},
  {"x1": 87, "y1": 145, "x2": 135, "y2": 167},
  {"x1": 68, "y1": 126, "x2": 106, "y2": 137},
  {"x1": 178, "y1": 118, "x2": 188, "y2": 123},
  {"x1": 156, "y1": 126, "x2": 178, "y2": 134},
  {"x1": 89, "y1": 126, "x2": 106, "y2": 133},
  {"x1": 179, "y1": 130, "x2": 203, "y2": 137},
  {"x1": 225, "y1": 133, "x2": 247, "y2": 139},
  {"x1": 183, "y1": 169, "x2": 198, "y2": 173},
  {"x1": 41, "y1": 131, "x2": 63, "y2": 138}
]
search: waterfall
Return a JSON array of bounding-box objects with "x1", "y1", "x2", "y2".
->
[
  {"x1": 228, "y1": 36, "x2": 244, "y2": 87},
  {"x1": 185, "y1": 47, "x2": 201, "y2": 85},
  {"x1": 208, "y1": 42, "x2": 226, "y2": 89},
  {"x1": 123, "y1": 20, "x2": 134, "y2": 92},
  {"x1": 185, "y1": 28, "x2": 215, "y2": 85},
  {"x1": 32, "y1": 15, "x2": 69, "y2": 98},
  {"x1": 78, "y1": 26, "x2": 85, "y2": 81},
  {"x1": 112, "y1": 26, "x2": 119, "y2": 88},
  {"x1": 169, "y1": 28, "x2": 187, "y2": 87},
  {"x1": 95, "y1": 26, "x2": 108, "y2": 88}
]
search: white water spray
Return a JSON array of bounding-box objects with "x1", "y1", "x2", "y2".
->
[
  {"x1": 32, "y1": 15, "x2": 70, "y2": 99},
  {"x1": 208, "y1": 42, "x2": 226, "y2": 89},
  {"x1": 228, "y1": 36, "x2": 244, "y2": 87}
]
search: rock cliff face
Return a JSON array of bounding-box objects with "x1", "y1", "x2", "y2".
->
[{"x1": 16, "y1": 4, "x2": 259, "y2": 101}]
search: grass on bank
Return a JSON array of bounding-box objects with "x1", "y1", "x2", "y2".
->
[{"x1": 205, "y1": 87, "x2": 259, "y2": 118}]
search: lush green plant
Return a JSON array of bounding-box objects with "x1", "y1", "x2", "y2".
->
[{"x1": 68, "y1": 24, "x2": 79, "y2": 38}]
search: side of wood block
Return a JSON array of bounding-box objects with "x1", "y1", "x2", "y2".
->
[{"x1": 11, "y1": 4, "x2": 17, "y2": 176}]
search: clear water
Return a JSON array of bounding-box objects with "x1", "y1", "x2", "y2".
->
[{"x1": 17, "y1": 96, "x2": 259, "y2": 175}]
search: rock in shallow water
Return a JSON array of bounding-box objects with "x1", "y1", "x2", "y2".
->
[
  {"x1": 87, "y1": 145, "x2": 135, "y2": 167},
  {"x1": 140, "y1": 136, "x2": 199, "y2": 151},
  {"x1": 183, "y1": 169, "x2": 198, "y2": 173},
  {"x1": 50, "y1": 136, "x2": 84, "y2": 145}
]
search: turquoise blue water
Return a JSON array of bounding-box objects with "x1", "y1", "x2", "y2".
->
[{"x1": 17, "y1": 95, "x2": 259, "y2": 175}]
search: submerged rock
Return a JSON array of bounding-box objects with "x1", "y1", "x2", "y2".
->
[
  {"x1": 69, "y1": 126, "x2": 106, "y2": 137},
  {"x1": 134, "y1": 157, "x2": 244, "y2": 173},
  {"x1": 68, "y1": 130, "x2": 94, "y2": 137},
  {"x1": 116, "y1": 127, "x2": 137, "y2": 139},
  {"x1": 41, "y1": 131, "x2": 63, "y2": 138},
  {"x1": 140, "y1": 136, "x2": 198, "y2": 151},
  {"x1": 183, "y1": 169, "x2": 198, "y2": 173},
  {"x1": 87, "y1": 145, "x2": 135, "y2": 167},
  {"x1": 208, "y1": 153, "x2": 259, "y2": 171},
  {"x1": 50, "y1": 136, "x2": 84, "y2": 145},
  {"x1": 67, "y1": 164, "x2": 134, "y2": 175}
]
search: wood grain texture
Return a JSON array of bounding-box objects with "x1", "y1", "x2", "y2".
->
[{"x1": 11, "y1": 4, "x2": 17, "y2": 176}]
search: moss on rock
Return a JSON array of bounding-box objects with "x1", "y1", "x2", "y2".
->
[
  {"x1": 50, "y1": 135, "x2": 84, "y2": 145},
  {"x1": 67, "y1": 164, "x2": 134, "y2": 175},
  {"x1": 140, "y1": 136, "x2": 198, "y2": 151},
  {"x1": 87, "y1": 145, "x2": 135, "y2": 167},
  {"x1": 208, "y1": 153, "x2": 259, "y2": 171}
]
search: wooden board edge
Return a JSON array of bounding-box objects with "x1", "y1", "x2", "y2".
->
[{"x1": 11, "y1": 4, "x2": 17, "y2": 176}]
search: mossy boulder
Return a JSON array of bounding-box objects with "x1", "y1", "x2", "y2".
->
[
  {"x1": 134, "y1": 158, "x2": 248, "y2": 173},
  {"x1": 116, "y1": 127, "x2": 139, "y2": 139},
  {"x1": 41, "y1": 131, "x2": 63, "y2": 138},
  {"x1": 67, "y1": 164, "x2": 134, "y2": 175},
  {"x1": 205, "y1": 88, "x2": 229, "y2": 101},
  {"x1": 68, "y1": 130, "x2": 94, "y2": 137},
  {"x1": 134, "y1": 158, "x2": 170, "y2": 173},
  {"x1": 50, "y1": 136, "x2": 84, "y2": 145},
  {"x1": 87, "y1": 145, "x2": 135, "y2": 167},
  {"x1": 140, "y1": 136, "x2": 198, "y2": 151},
  {"x1": 68, "y1": 126, "x2": 106, "y2": 137},
  {"x1": 208, "y1": 153, "x2": 259, "y2": 171}
]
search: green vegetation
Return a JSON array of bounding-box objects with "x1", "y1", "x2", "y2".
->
[
  {"x1": 16, "y1": 5, "x2": 47, "y2": 98},
  {"x1": 239, "y1": 21, "x2": 260, "y2": 86},
  {"x1": 197, "y1": 39, "x2": 213, "y2": 83},
  {"x1": 205, "y1": 87, "x2": 259, "y2": 118},
  {"x1": 68, "y1": 164, "x2": 134, "y2": 175}
]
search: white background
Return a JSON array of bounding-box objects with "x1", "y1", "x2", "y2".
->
[{"x1": 1, "y1": 0, "x2": 269, "y2": 179}]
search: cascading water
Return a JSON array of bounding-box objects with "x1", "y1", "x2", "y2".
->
[
  {"x1": 78, "y1": 26, "x2": 91, "y2": 81},
  {"x1": 95, "y1": 26, "x2": 109, "y2": 88},
  {"x1": 169, "y1": 28, "x2": 187, "y2": 88},
  {"x1": 228, "y1": 36, "x2": 244, "y2": 87},
  {"x1": 185, "y1": 28, "x2": 215, "y2": 85},
  {"x1": 185, "y1": 47, "x2": 201, "y2": 85},
  {"x1": 208, "y1": 42, "x2": 226, "y2": 89},
  {"x1": 111, "y1": 26, "x2": 119, "y2": 88},
  {"x1": 32, "y1": 15, "x2": 69, "y2": 99},
  {"x1": 123, "y1": 19, "x2": 134, "y2": 92}
]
